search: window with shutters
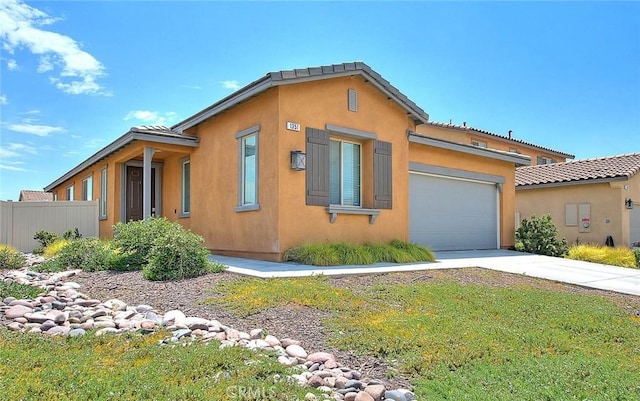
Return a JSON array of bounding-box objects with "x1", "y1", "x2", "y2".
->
[
  {"x1": 330, "y1": 140, "x2": 361, "y2": 207},
  {"x1": 66, "y1": 184, "x2": 74, "y2": 201},
  {"x1": 305, "y1": 127, "x2": 391, "y2": 223},
  {"x1": 82, "y1": 175, "x2": 93, "y2": 201}
]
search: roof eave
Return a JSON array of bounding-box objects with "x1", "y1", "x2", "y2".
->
[
  {"x1": 172, "y1": 63, "x2": 430, "y2": 133},
  {"x1": 44, "y1": 130, "x2": 198, "y2": 192},
  {"x1": 408, "y1": 132, "x2": 531, "y2": 166},
  {"x1": 516, "y1": 175, "x2": 629, "y2": 190}
]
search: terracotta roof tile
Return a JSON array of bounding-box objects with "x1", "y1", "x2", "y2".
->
[
  {"x1": 516, "y1": 153, "x2": 640, "y2": 187},
  {"x1": 19, "y1": 190, "x2": 54, "y2": 202}
]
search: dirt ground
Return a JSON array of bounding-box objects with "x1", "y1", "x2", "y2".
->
[{"x1": 72, "y1": 267, "x2": 640, "y2": 389}]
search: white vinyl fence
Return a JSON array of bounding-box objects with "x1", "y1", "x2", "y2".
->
[{"x1": 0, "y1": 201, "x2": 98, "y2": 252}]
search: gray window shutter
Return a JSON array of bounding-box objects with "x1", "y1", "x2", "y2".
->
[
  {"x1": 373, "y1": 140, "x2": 392, "y2": 209},
  {"x1": 348, "y1": 89, "x2": 358, "y2": 112},
  {"x1": 306, "y1": 128, "x2": 330, "y2": 206}
]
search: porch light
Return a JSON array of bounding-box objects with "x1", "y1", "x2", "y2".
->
[
  {"x1": 625, "y1": 198, "x2": 633, "y2": 209},
  {"x1": 290, "y1": 150, "x2": 306, "y2": 171}
]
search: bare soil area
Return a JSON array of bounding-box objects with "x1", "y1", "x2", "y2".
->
[{"x1": 72, "y1": 267, "x2": 640, "y2": 389}]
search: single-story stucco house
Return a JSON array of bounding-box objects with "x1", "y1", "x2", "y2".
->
[
  {"x1": 516, "y1": 153, "x2": 640, "y2": 247},
  {"x1": 44, "y1": 62, "x2": 574, "y2": 261}
]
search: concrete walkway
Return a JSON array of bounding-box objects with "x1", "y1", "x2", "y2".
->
[{"x1": 209, "y1": 249, "x2": 640, "y2": 296}]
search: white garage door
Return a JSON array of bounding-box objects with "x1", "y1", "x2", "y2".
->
[
  {"x1": 631, "y1": 204, "x2": 640, "y2": 246},
  {"x1": 409, "y1": 172, "x2": 498, "y2": 251}
]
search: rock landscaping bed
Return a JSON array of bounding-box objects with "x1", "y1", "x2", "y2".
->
[{"x1": 1, "y1": 263, "x2": 417, "y2": 401}]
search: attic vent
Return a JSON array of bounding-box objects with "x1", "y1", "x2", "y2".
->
[{"x1": 348, "y1": 89, "x2": 357, "y2": 112}]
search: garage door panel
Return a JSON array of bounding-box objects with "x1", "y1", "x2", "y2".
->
[{"x1": 409, "y1": 173, "x2": 497, "y2": 251}]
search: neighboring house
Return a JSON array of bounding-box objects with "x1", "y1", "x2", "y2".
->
[
  {"x1": 414, "y1": 121, "x2": 574, "y2": 164},
  {"x1": 18, "y1": 190, "x2": 54, "y2": 202},
  {"x1": 45, "y1": 62, "x2": 532, "y2": 261},
  {"x1": 516, "y1": 153, "x2": 640, "y2": 247}
]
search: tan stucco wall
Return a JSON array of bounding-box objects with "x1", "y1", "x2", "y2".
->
[
  {"x1": 515, "y1": 174, "x2": 640, "y2": 247},
  {"x1": 415, "y1": 124, "x2": 568, "y2": 164},
  {"x1": 408, "y1": 142, "x2": 517, "y2": 249},
  {"x1": 275, "y1": 76, "x2": 414, "y2": 255}
]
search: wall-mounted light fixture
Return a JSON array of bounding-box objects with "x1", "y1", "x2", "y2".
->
[
  {"x1": 625, "y1": 198, "x2": 633, "y2": 209},
  {"x1": 290, "y1": 150, "x2": 306, "y2": 171}
]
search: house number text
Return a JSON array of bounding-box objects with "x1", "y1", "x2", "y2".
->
[{"x1": 286, "y1": 122, "x2": 301, "y2": 132}]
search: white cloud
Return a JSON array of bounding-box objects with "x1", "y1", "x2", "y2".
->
[
  {"x1": 220, "y1": 80, "x2": 241, "y2": 91},
  {"x1": 124, "y1": 110, "x2": 176, "y2": 126},
  {"x1": 7, "y1": 58, "x2": 17, "y2": 70},
  {"x1": 6, "y1": 122, "x2": 65, "y2": 136},
  {"x1": 0, "y1": 0, "x2": 109, "y2": 95},
  {"x1": 0, "y1": 94, "x2": 6, "y2": 105},
  {"x1": 0, "y1": 163, "x2": 28, "y2": 172}
]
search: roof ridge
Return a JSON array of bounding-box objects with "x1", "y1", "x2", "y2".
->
[{"x1": 518, "y1": 152, "x2": 640, "y2": 170}]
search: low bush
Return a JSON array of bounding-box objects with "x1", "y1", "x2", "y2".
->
[
  {"x1": 635, "y1": 248, "x2": 640, "y2": 268},
  {"x1": 143, "y1": 221, "x2": 210, "y2": 281},
  {"x1": 31, "y1": 259, "x2": 67, "y2": 273},
  {"x1": 55, "y1": 238, "x2": 114, "y2": 272},
  {"x1": 0, "y1": 245, "x2": 26, "y2": 270},
  {"x1": 33, "y1": 230, "x2": 59, "y2": 254},
  {"x1": 515, "y1": 214, "x2": 568, "y2": 257},
  {"x1": 112, "y1": 217, "x2": 175, "y2": 269},
  {"x1": 567, "y1": 244, "x2": 638, "y2": 268},
  {"x1": 0, "y1": 281, "x2": 41, "y2": 299},
  {"x1": 283, "y1": 240, "x2": 435, "y2": 266}
]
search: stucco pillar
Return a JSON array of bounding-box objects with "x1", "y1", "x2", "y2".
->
[{"x1": 143, "y1": 146, "x2": 156, "y2": 220}]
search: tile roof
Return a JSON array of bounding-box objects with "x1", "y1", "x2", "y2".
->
[
  {"x1": 516, "y1": 153, "x2": 640, "y2": 187},
  {"x1": 19, "y1": 190, "x2": 54, "y2": 202},
  {"x1": 424, "y1": 121, "x2": 575, "y2": 159},
  {"x1": 173, "y1": 62, "x2": 430, "y2": 132}
]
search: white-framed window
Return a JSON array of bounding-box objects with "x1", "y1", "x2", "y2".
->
[
  {"x1": 235, "y1": 125, "x2": 260, "y2": 212},
  {"x1": 509, "y1": 148, "x2": 521, "y2": 154},
  {"x1": 82, "y1": 175, "x2": 93, "y2": 201},
  {"x1": 180, "y1": 158, "x2": 190, "y2": 217},
  {"x1": 100, "y1": 167, "x2": 108, "y2": 219},
  {"x1": 538, "y1": 156, "x2": 556, "y2": 165},
  {"x1": 329, "y1": 139, "x2": 361, "y2": 207},
  {"x1": 66, "y1": 185, "x2": 74, "y2": 201},
  {"x1": 471, "y1": 139, "x2": 487, "y2": 148}
]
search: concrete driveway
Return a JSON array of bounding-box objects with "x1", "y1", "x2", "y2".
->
[{"x1": 210, "y1": 249, "x2": 640, "y2": 296}]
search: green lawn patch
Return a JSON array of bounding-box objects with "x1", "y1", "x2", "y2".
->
[
  {"x1": 0, "y1": 330, "x2": 316, "y2": 401},
  {"x1": 213, "y1": 277, "x2": 640, "y2": 399}
]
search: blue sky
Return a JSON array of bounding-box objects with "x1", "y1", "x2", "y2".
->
[{"x1": 0, "y1": 0, "x2": 638, "y2": 200}]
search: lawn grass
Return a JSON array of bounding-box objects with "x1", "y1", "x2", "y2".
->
[
  {"x1": 0, "y1": 330, "x2": 316, "y2": 401},
  {"x1": 214, "y1": 276, "x2": 640, "y2": 399},
  {"x1": 567, "y1": 244, "x2": 638, "y2": 268}
]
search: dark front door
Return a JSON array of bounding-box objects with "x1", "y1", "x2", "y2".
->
[
  {"x1": 126, "y1": 166, "x2": 155, "y2": 221},
  {"x1": 126, "y1": 166, "x2": 143, "y2": 221}
]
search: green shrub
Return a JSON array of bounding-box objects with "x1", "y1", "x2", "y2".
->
[
  {"x1": 112, "y1": 217, "x2": 175, "y2": 269},
  {"x1": 283, "y1": 240, "x2": 435, "y2": 266},
  {"x1": 33, "y1": 230, "x2": 59, "y2": 253},
  {"x1": 0, "y1": 245, "x2": 26, "y2": 269},
  {"x1": 62, "y1": 227, "x2": 82, "y2": 241},
  {"x1": 567, "y1": 244, "x2": 637, "y2": 268},
  {"x1": 55, "y1": 238, "x2": 113, "y2": 272},
  {"x1": 142, "y1": 221, "x2": 210, "y2": 281},
  {"x1": 515, "y1": 214, "x2": 568, "y2": 257},
  {"x1": 31, "y1": 258, "x2": 66, "y2": 273},
  {"x1": 635, "y1": 248, "x2": 640, "y2": 268},
  {"x1": 0, "y1": 281, "x2": 41, "y2": 299}
]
